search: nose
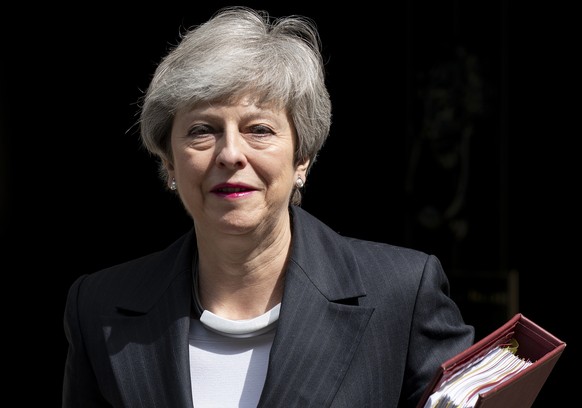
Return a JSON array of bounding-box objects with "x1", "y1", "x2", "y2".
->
[{"x1": 215, "y1": 129, "x2": 248, "y2": 170}]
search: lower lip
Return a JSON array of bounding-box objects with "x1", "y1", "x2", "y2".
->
[{"x1": 213, "y1": 191, "x2": 254, "y2": 199}]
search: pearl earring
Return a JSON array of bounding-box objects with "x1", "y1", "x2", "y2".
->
[
  {"x1": 170, "y1": 178, "x2": 177, "y2": 190},
  {"x1": 295, "y1": 176, "x2": 304, "y2": 188}
]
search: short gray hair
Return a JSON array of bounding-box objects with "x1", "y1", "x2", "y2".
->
[{"x1": 138, "y1": 6, "x2": 332, "y2": 205}]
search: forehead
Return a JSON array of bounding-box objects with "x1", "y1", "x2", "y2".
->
[
  {"x1": 181, "y1": 95, "x2": 289, "y2": 118},
  {"x1": 184, "y1": 90, "x2": 287, "y2": 111}
]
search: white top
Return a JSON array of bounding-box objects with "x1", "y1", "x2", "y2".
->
[{"x1": 188, "y1": 304, "x2": 280, "y2": 407}]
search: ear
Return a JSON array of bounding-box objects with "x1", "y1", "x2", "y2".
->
[
  {"x1": 163, "y1": 158, "x2": 175, "y2": 172},
  {"x1": 296, "y1": 159, "x2": 310, "y2": 180},
  {"x1": 162, "y1": 159, "x2": 175, "y2": 187}
]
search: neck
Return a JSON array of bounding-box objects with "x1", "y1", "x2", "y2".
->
[{"x1": 195, "y1": 216, "x2": 292, "y2": 320}]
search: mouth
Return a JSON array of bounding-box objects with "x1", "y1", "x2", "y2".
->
[
  {"x1": 211, "y1": 184, "x2": 256, "y2": 198},
  {"x1": 214, "y1": 187, "x2": 251, "y2": 193}
]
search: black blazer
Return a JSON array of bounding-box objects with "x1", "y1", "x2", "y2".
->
[{"x1": 63, "y1": 205, "x2": 474, "y2": 407}]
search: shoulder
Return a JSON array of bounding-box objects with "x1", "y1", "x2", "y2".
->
[
  {"x1": 65, "y1": 229, "x2": 195, "y2": 312},
  {"x1": 345, "y1": 236, "x2": 434, "y2": 271},
  {"x1": 292, "y1": 205, "x2": 431, "y2": 264},
  {"x1": 291, "y1": 205, "x2": 437, "y2": 282}
]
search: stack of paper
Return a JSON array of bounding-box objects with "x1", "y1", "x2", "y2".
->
[
  {"x1": 423, "y1": 340, "x2": 532, "y2": 407},
  {"x1": 415, "y1": 313, "x2": 566, "y2": 408}
]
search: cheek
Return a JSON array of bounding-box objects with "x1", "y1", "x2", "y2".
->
[
  {"x1": 174, "y1": 150, "x2": 212, "y2": 178},
  {"x1": 260, "y1": 156, "x2": 296, "y2": 185}
]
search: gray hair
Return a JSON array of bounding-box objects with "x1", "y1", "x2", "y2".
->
[{"x1": 138, "y1": 6, "x2": 332, "y2": 205}]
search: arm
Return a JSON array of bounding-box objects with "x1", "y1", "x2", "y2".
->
[
  {"x1": 62, "y1": 275, "x2": 112, "y2": 408},
  {"x1": 402, "y1": 254, "x2": 475, "y2": 407}
]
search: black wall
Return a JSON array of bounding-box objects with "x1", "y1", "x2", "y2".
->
[{"x1": 1, "y1": 1, "x2": 578, "y2": 406}]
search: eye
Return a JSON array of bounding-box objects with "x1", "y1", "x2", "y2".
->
[
  {"x1": 187, "y1": 124, "x2": 214, "y2": 138},
  {"x1": 247, "y1": 124, "x2": 275, "y2": 137}
]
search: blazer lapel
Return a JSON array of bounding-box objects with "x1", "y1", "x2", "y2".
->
[
  {"x1": 259, "y1": 206, "x2": 375, "y2": 406},
  {"x1": 101, "y1": 231, "x2": 196, "y2": 408},
  {"x1": 96, "y1": 207, "x2": 372, "y2": 407}
]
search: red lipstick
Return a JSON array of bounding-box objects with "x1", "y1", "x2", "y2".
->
[{"x1": 211, "y1": 183, "x2": 256, "y2": 199}]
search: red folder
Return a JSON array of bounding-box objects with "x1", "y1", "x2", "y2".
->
[{"x1": 416, "y1": 313, "x2": 566, "y2": 408}]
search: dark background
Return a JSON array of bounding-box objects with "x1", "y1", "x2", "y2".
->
[{"x1": 1, "y1": 1, "x2": 578, "y2": 406}]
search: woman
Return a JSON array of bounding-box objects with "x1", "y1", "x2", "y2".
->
[{"x1": 62, "y1": 6, "x2": 474, "y2": 407}]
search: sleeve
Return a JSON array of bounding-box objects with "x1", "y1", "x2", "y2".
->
[
  {"x1": 402, "y1": 254, "x2": 475, "y2": 407},
  {"x1": 62, "y1": 275, "x2": 112, "y2": 408}
]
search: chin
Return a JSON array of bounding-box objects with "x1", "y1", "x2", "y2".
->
[{"x1": 216, "y1": 211, "x2": 260, "y2": 233}]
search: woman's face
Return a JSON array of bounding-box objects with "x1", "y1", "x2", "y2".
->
[{"x1": 169, "y1": 97, "x2": 308, "y2": 236}]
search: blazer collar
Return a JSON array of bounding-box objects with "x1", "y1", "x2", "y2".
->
[
  {"x1": 114, "y1": 229, "x2": 196, "y2": 314},
  {"x1": 115, "y1": 205, "x2": 366, "y2": 313},
  {"x1": 288, "y1": 205, "x2": 367, "y2": 301},
  {"x1": 259, "y1": 206, "x2": 373, "y2": 406},
  {"x1": 103, "y1": 230, "x2": 196, "y2": 407},
  {"x1": 107, "y1": 206, "x2": 372, "y2": 407}
]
